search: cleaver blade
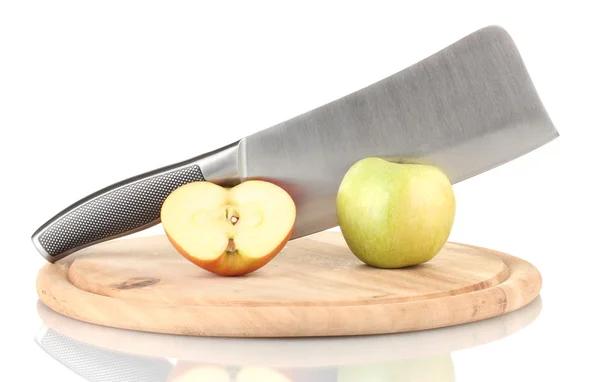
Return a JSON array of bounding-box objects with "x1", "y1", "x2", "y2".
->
[{"x1": 241, "y1": 25, "x2": 559, "y2": 239}]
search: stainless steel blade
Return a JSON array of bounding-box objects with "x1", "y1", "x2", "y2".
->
[{"x1": 239, "y1": 26, "x2": 559, "y2": 239}]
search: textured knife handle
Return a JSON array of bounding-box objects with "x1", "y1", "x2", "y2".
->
[{"x1": 32, "y1": 163, "x2": 204, "y2": 262}]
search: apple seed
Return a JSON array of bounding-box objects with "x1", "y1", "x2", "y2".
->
[{"x1": 225, "y1": 206, "x2": 239, "y2": 225}]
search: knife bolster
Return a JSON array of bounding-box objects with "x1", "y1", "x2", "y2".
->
[{"x1": 192, "y1": 140, "x2": 242, "y2": 187}]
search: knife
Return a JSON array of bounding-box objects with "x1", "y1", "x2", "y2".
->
[{"x1": 31, "y1": 25, "x2": 559, "y2": 263}]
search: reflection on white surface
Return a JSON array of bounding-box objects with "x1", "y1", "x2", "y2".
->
[{"x1": 35, "y1": 296, "x2": 541, "y2": 382}]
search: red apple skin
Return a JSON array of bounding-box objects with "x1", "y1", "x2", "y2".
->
[{"x1": 165, "y1": 228, "x2": 293, "y2": 277}]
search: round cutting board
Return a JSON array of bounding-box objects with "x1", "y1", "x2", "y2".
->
[{"x1": 36, "y1": 231, "x2": 541, "y2": 337}]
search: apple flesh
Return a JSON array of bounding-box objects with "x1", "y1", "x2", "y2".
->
[
  {"x1": 336, "y1": 157, "x2": 455, "y2": 269},
  {"x1": 161, "y1": 180, "x2": 296, "y2": 276}
]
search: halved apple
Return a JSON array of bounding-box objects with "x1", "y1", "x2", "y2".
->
[{"x1": 160, "y1": 180, "x2": 296, "y2": 276}]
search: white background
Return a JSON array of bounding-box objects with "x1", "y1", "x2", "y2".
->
[{"x1": 1, "y1": 1, "x2": 598, "y2": 381}]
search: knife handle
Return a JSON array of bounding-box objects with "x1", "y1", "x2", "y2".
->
[{"x1": 31, "y1": 141, "x2": 241, "y2": 263}]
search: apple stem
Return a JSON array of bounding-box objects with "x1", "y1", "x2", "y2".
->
[{"x1": 226, "y1": 238, "x2": 237, "y2": 254}]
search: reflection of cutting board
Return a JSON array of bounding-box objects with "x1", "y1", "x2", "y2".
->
[{"x1": 37, "y1": 231, "x2": 541, "y2": 337}]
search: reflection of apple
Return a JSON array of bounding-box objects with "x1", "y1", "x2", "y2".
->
[
  {"x1": 167, "y1": 363, "x2": 292, "y2": 382},
  {"x1": 166, "y1": 363, "x2": 231, "y2": 382},
  {"x1": 161, "y1": 180, "x2": 296, "y2": 276},
  {"x1": 237, "y1": 366, "x2": 292, "y2": 382},
  {"x1": 336, "y1": 157, "x2": 455, "y2": 268},
  {"x1": 337, "y1": 355, "x2": 455, "y2": 381}
]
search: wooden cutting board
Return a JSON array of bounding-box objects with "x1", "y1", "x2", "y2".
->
[{"x1": 36, "y1": 231, "x2": 541, "y2": 337}]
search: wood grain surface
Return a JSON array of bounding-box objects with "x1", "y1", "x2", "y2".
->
[{"x1": 37, "y1": 231, "x2": 542, "y2": 337}]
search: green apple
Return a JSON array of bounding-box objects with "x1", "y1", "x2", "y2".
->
[{"x1": 336, "y1": 157, "x2": 455, "y2": 268}]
